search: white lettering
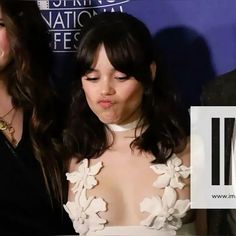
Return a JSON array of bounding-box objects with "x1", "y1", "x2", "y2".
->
[
  {"x1": 41, "y1": 0, "x2": 129, "y2": 51},
  {"x1": 64, "y1": 11, "x2": 73, "y2": 28},
  {"x1": 64, "y1": 32, "x2": 72, "y2": 50},
  {"x1": 41, "y1": 12, "x2": 52, "y2": 28},
  {"x1": 53, "y1": 0, "x2": 62, "y2": 7},
  {"x1": 77, "y1": 11, "x2": 92, "y2": 27},
  {"x1": 74, "y1": 31, "x2": 80, "y2": 50},
  {"x1": 53, "y1": 13, "x2": 65, "y2": 29},
  {"x1": 54, "y1": 32, "x2": 62, "y2": 50},
  {"x1": 73, "y1": 0, "x2": 82, "y2": 7}
]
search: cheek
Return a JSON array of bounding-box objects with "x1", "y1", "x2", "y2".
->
[
  {"x1": 82, "y1": 84, "x2": 97, "y2": 106},
  {"x1": 0, "y1": 30, "x2": 11, "y2": 60},
  {"x1": 0, "y1": 30, "x2": 10, "y2": 50},
  {"x1": 123, "y1": 85, "x2": 143, "y2": 105}
]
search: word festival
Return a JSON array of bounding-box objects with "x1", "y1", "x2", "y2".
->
[{"x1": 37, "y1": 0, "x2": 130, "y2": 52}]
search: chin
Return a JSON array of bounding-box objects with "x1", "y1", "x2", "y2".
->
[{"x1": 98, "y1": 117, "x2": 119, "y2": 125}]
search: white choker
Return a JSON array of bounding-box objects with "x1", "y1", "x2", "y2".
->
[{"x1": 107, "y1": 119, "x2": 140, "y2": 132}]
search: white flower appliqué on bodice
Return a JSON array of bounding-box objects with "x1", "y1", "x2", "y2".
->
[
  {"x1": 64, "y1": 159, "x2": 107, "y2": 235},
  {"x1": 64, "y1": 155, "x2": 190, "y2": 235}
]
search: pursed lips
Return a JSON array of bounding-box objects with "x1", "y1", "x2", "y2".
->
[{"x1": 98, "y1": 99, "x2": 114, "y2": 109}]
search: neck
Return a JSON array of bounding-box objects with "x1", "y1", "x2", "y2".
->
[{"x1": 107, "y1": 119, "x2": 141, "y2": 132}]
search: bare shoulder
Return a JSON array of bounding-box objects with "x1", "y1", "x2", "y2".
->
[{"x1": 175, "y1": 138, "x2": 190, "y2": 167}]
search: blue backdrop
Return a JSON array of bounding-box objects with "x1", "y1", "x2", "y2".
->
[{"x1": 37, "y1": 0, "x2": 236, "y2": 107}]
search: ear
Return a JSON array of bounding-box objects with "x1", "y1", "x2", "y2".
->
[{"x1": 150, "y1": 62, "x2": 156, "y2": 80}]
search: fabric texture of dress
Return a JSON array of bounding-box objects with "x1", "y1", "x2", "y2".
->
[
  {"x1": 0, "y1": 114, "x2": 73, "y2": 235},
  {"x1": 65, "y1": 154, "x2": 195, "y2": 235}
]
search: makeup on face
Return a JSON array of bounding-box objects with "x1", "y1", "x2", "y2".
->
[{"x1": 81, "y1": 44, "x2": 143, "y2": 125}]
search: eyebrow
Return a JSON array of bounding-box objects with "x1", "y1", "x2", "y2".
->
[{"x1": 86, "y1": 68, "x2": 98, "y2": 73}]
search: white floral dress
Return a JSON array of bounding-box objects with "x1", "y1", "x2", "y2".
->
[{"x1": 64, "y1": 154, "x2": 193, "y2": 236}]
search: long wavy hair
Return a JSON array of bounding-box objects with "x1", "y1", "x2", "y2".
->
[
  {"x1": 1, "y1": 0, "x2": 64, "y2": 204},
  {"x1": 64, "y1": 12, "x2": 189, "y2": 164}
]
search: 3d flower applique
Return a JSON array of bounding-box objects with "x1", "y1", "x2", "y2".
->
[
  {"x1": 64, "y1": 188, "x2": 107, "y2": 236},
  {"x1": 66, "y1": 159, "x2": 103, "y2": 193},
  {"x1": 151, "y1": 154, "x2": 190, "y2": 189},
  {"x1": 64, "y1": 199, "x2": 89, "y2": 235},
  {"x1": 140, "y1": 186, "x2": 190, "y2": 231}
]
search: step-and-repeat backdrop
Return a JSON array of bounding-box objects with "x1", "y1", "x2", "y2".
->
[{"x1": 37, "y1": 0, "x2": 236, "y2": 107}]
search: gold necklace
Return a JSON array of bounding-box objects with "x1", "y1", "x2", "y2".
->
[{"x1": 0, "y1": 107, "x2": 17, "y2": 145}]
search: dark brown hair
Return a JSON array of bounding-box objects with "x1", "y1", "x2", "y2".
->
[
  {"x1": 1, "y1": 0, "x2": 64, "y2": 204},
  {"x1": 64, "y1": 12, "x2": 189, "y2": 164}
]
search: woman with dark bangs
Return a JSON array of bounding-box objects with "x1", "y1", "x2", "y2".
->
[
  {"x1": 0, "y1": 0, "x2": 73, "y2": 234},
  {"x1": 63, "y1": 12, "x2": 205, "y2": 235}
]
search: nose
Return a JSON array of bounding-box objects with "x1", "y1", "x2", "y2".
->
[{"x1": 101, "y1": 79, "x2": 115, "y2": 96}]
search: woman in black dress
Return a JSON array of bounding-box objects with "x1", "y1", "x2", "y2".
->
[{"x1": 0, "y1": 0, "x2": 73, "y2": 234}]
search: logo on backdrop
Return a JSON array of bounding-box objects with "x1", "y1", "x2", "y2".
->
[
  {"x1": 191, "y1": 106, "x2": 236, "y2": 209},
  {"x1": 37, "y1": 0, "x2": 130, "y2": 53}
]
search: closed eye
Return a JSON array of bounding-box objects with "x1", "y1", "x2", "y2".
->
[
  {"x1": 84, "y1": 77, "x2": 99, "y2": 81},
  {"x1": 115, "y1": 76, "x2": 130, "y2": 81}
]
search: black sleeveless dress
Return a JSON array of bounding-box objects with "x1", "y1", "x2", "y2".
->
[{"x1": 0, "y1": 115, "x2": 74, "y2": 235}]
